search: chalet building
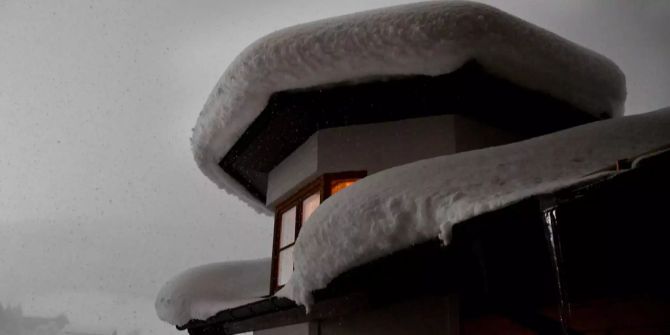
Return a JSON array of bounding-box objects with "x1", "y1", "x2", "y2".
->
[{"x1": 156, "y1": 2, "x2": 670, "y2": 335}]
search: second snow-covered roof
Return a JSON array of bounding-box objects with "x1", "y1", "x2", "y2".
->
[
  {"x1": 192, "y1": 1, "x2": 626, "y2": 214},
  {"x1": 281, "y1": 107, "x2": 670, "y2": 308}
]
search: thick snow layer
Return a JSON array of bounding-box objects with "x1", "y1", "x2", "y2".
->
[
  {"x1": 280, "y1": 108, "x2": 670, "y2": 308},
  {"x1": 192, "y1": 1, "x2": 626, "y2": 214},
  {"x1": 155, "y1": 258, "x2": 270, "y2": 326}
]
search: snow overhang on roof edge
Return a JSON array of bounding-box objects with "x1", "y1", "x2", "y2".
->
[{"x1": 191, "y1": 1, "x2": 626, "y2": 215}]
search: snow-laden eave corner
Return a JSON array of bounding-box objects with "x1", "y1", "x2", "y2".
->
[
  {"x1": 279, "y1": 108, "x2": 670, "y2": 309},
  {"x1": 192, "y1": 149, "x2": 273, "y2": 216},
  {"x1": 190, "y1": 1, "x2": 626, "y2": 213},
  {"x1": 155, "y1": 258, "x2": 271, "y2": 327}
]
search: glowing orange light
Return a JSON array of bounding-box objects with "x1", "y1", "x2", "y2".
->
[{"x1": 331, "y1": 179, "x2": 358, "y2": 195}]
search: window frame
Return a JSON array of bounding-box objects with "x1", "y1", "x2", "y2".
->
[{"x1": 270, "y1": 171, "x2": 367, "y2": 293}]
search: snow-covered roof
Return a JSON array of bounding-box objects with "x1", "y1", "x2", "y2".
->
[
  {"x1": 155, "y1": 258, "x2": 270, "y2": 326},
  {"x1": 278, "y1": 108, "x2": 670, "y2": 308},
  {"x1": 192, "y1": 1, "x2": 626, "y2": 214}
]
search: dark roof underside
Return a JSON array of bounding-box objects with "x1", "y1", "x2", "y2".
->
[{"x1": 220, "y1": 61, "x2": 601, "y2": 204}]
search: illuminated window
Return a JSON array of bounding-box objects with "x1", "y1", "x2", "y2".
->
[
  {"x1": 301, "y1": 192, "x2": 320, "y2": 225},
  {"x1": 272, "y1": 171, "x2": 366, "y2": 292},
  {"x1": 279, "y1": 207, "x2": 296, "y2": 248},
  {"x1": 277, "y1": 246, "x2": 294, "y2": 286}
]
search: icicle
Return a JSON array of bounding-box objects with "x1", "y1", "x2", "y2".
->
[{"x1": 543, "y1": 208, "x2": 571, "y2": 335}]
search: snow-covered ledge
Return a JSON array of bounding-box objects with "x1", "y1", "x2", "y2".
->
[
  {"x1": 155, "y1": 258, "x2": 270, "y2": 327},
  {"x1": 280, "y1": 108, "x2": 670, "y2": 308},
  {"x1": 191, "y1": 1, "x2": 626, "y2": 215}
]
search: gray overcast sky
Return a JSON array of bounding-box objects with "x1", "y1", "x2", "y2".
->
[{"x1": 1, "y1": 0, "x2": 669, "y2": 334}]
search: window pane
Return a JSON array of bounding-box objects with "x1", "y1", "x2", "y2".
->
[
  {"x1": 331, "y1": 178, "x2": 359, "y2": 195},
  {"x1": 280, "y1": 207, "x2": 296, "y2": 248},
  {"x1": 301, "y1": 192, "x2": 320, "y2": 225},
  {"x1": 278, "y1": 246, "x2": 294, "y2": 286}
]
